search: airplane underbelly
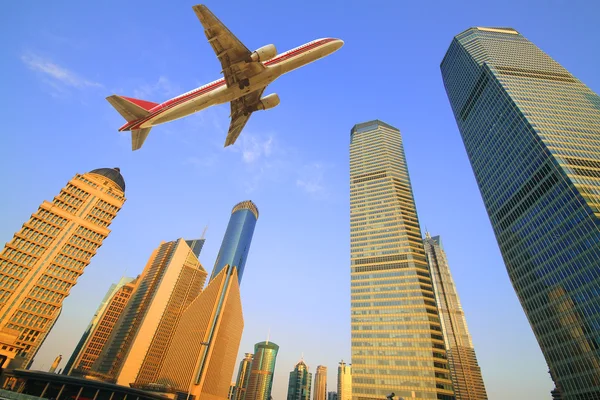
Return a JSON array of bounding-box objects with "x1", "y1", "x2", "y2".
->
[{"x1": 145, "y1": 86, "x2": 230, "y2": 126}]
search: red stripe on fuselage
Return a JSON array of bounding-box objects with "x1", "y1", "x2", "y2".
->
[{"x1": 121, "y1": 38, "x2": 335, "y2": 131}]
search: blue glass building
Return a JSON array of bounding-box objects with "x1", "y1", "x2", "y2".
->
[
  {"x1": 211, "y1": 200, "x2": 259, "y2": 284},
  {"x1": 441, "y1": 27, "x2": 600, "y2": 398}
]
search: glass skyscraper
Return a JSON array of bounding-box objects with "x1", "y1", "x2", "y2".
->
[
  {"x1": 350, "y1": 120, "x2": 454, "y2": 400},
  {"x1": 211, "y1": 201, "x2": 259, "y2": 283},
  {"x1": 441, "y1": 27, "x2": 600, "y2": 398},
  {"x1": 245, "y1": 341, "x2": 279, "y2": 400},
  {"x1": 423, "y1": 234, "x2": 487, "y2": 400},
  {"x1": 287, "y1": 360, "x2": 312, "y2": 400}
]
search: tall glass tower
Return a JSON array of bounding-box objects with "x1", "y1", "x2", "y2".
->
[
  {"x1": 350, "y1": 120, "x2": 454, "y2": 400},
  {"x1": 423, "y1": 234, "x2": 487, "y2": 400},
  {"x1": 245, "y1": 341, "x2": 279, "y2": 400},
  {"x1": 287, "y1": 360, "x2": 312, "y2": 400},
  {"x1": 441, "y1": 27, "x2": 600, "y2": 398},
  {"x1": 211, "y1": 201, "x2": 259, "y2": 283}
]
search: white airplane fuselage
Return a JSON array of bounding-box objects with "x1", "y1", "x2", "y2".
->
[{"x1": 121, "y1": 38, "x2": 343, "y2": 132}]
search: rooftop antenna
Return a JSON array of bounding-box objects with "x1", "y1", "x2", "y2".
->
[
  {"x1": 266, "y1": 327, "x2": 271, "y2": 345},
  {"x1": 201, "y1": 224, "x2": 209, "y2": 240}
]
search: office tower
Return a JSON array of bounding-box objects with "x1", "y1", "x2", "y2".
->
[
  {"x1": 233, "y1": 353, "x2": 253, "y2": 400},
  {"x1": 155, "y1": 201, "x2": 259, "y2": 400},
  {"x1": 349, "y1": 121, "x2": 454, "y2": 399},
  {"x1": 93, "y1": 238, "x2": 207, "y2": 385},
  {"x1": 424, "y1": 234, "x2": 487, "y2": 399},
  {"x1": 0, "y1": 167, "x2": 126, "y2": 368},
  {"x1": 229, "y1": 384, "x2": 236, "y2": 400},
  {"x1": 245, "y1": 341, "x2": 280, "y2": 400},
  {"x1": 313, "y1": 366, "x2": 327, "y2": 400},
  {"x1": 327, "y1": 392, "x2": 337, "y2": 400},
  {"x1": 287, "y1": 360, "x2": 312, "y2": 400},
  {"x1": 210, "y1": 200, "x2": 258, "y2": 283},
  {"x1": 336, "y1": 361, "x2": 351, "y2": 400},
  {"x1": 441, "y1": 27, "x2": 600, "y2": 397},
  {"x1": 63, "y1": 276, "x2": 137, "y2": 376}
]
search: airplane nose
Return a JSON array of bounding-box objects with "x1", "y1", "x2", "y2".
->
[{"x1": 332, "y1": 38, "x2": 344, "y2": 51}]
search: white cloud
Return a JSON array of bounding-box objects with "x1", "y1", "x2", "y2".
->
[
  {"x1": 296, "y1": 162, "x2": 329, "y2": 198},
  {"x1": 133, "y1": 76, "x2": 180, "y2": 100},
  {"x1": 241, "y1": 134, "x2": 274, "y2": 164},
  {"x1": 21, "y1": 52, "x2": 102, "y2": 89}
]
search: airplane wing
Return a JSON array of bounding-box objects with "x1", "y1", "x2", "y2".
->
[
  {"x1": 192, "y1": 5, "x2": 265, "y2": 88},
  {"x1": 224, "y1": 87, "x2": 266, "y2": 147}
]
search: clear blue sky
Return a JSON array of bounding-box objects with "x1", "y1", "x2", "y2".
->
[{"x1": 1, "y1": 1, "x2": 599, "y2": 399}]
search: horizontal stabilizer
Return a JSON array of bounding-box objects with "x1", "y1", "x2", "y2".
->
[
  {"x1": 106, "y1": 95, "x2": 158, "y2": 122},
  {"x1": 132, "y1": 128, "x2": 152, "y2": 151}
]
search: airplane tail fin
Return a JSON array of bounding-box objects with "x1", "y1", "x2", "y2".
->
[{"x1": 106, "y1": 95, "x2": 159, "y2": 151}]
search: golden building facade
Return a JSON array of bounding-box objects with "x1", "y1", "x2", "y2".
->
[
  {"x1": 156, "y1": 265, "x2": 243, "y2": 400},
  {"x1": 64, "y1": 276, "x2": 138, "y2": 376},
  {"x1": 0, "y1": 167, "x2": 126, "y2": 367},
  {"x1": 314, "y1": 365, "x2": 327, "y2": 400},
  {"x1": 424, "y1": 234, "x2": 487, "y2": 399},
  {"x1": 244, "y1": 341, "x2": 279, "y2": 400},
  {"x1": 336, "y1": 361, "x2": 351, "y2": 400},
  {"x1": 350, "y1": 121, "x2": 454, "y2": 400},
  {"x1": 93, "y1": 239, "x2": 207, "y2": 385}
]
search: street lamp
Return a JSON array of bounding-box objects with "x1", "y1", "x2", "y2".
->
[{"x1": 186, "y1": 341, "x2": 210, "y2": 400}]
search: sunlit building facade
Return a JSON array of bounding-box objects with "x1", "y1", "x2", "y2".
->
[
  {"x1": 232, "y1": 353, "x2": 253, "y2": 400},
  {"x1": 64, "y1": 276, "x2": 138, "y2": 376},
  {"x1": 423, "y1": 234, "x2": 487, "y2": 399},
  {"x1": 441, "y1": 27, "x2": 600, "y2": 398},
  {"x1": 314, "y1": 365, "x2": 327, "y2": 400},
  {"x1": 245, "y1": 341, "x2": 279, "y2": 400},
  {"x1": 287, "y1": 360, "x2": 312, "y2": 400},
  {"x1": 336, "y1": 361, "x2": 351, "y2": 400},
  {"x1": 0, "y1": 167, "x2": 126, "y2": 368},
  {"x1": 155, "y1": 201, "x2": 259, "y2": 400},
  {"x1": 93, "y1": 238, "x2": 207, "y2": 385},
  {"x1": 350, "y1": 121, "x2": 454, "y2": 399}
]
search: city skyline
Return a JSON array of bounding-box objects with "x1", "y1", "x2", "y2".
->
[{"x1": 3, "y1": 1, "x2": 600, "y2": 399}]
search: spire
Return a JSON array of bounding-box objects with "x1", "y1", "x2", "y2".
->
[
  {"x1": 201, "y1": 224, "x2": 209, "y2": 240},
  {"x1": 266, "y1": 327, "x2": 270, "y2": 345}
]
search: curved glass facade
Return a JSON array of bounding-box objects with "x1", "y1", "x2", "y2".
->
[
  {"x1": 245, "y1": 341, "x2": 279, "y2": 400},
  {"x1": 211, "y1": 201, "x2": 259, "y2": 284}
]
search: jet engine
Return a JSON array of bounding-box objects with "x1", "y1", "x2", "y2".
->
[
  {"x1": 254, "y1": 94, "x2": 280, "y2": 111},
  {"x1": 250, "y1": 44, "x2": 277, "y2": 62}
]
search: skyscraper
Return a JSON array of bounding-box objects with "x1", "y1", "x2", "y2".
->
[
  {"x1": 245, "y1": 341, "x2": 279, "y2": 400},
  {"x1": 93, "y1": 238, "x2": 207, "y2": 385},
  {"x1": 233, "y1": 353, "x2": 253, "y2": 400},
  {"x1": 423, "y1": 233, "x2": 487, "y2": 400},
  {"x1": 349, "y1": 120, "x2": 454, "y2": 400},
  {"x1": 313, "y1": 366, "x2": 327, "y2": 400},
  {"x1": 155, "y1": 201, "x2": 259, "y2": 400},
  {"x1": 287, "y1": 360, "x2": 312, "y2": 400},
  {"x1": 211, "y1": 200, "x2": 258, "y2": 283},
  {"x1": 0, "y1": 167, "x2": 126, "y2": 368},
  {"x1": 336, "y1": 361, "x2": 351, "y2": 400},
  {"x1": 64, "y1": 276, "x2": 138, "y2": 376},
  {"x1": 327, "y1": 392, "x2": 338, "y2": 400},
  {"x1": 441, "y1": 27, "x2": 600, "y2": 397}
]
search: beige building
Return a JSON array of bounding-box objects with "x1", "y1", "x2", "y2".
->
[
  {"x1": 337, "y1": 361, "x2": 351, "y2": 400},
  {"x1": 64, "y1": 276, "x2": 138, "y2": 376},
  {"x1": 0, "y1": 167, "x2": 126, "y2": 368},
  {"x1": 313, "y1": 366, "x2": 327, "y2": 400},
  {"x1": 93, "y1": 238, "x2": 207, "y2": 385},
  {"x1": 156, "y1": 265, "x2": 243, "y2": 400},
  {"x1": 424, "y1": 234, "x2": 487, "y2": 399}
]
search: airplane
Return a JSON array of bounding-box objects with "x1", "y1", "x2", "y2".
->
[{"x1": 106, "y1": 4, "x2": 344, "y2": 151}]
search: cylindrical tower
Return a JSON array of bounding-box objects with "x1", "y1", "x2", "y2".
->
[
  {"x1": 211, "y1": 200, "x2": 259, "y2": 283},
  {"x1": 245, "y1": 341, "x2": 279, "y2": 400}
]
